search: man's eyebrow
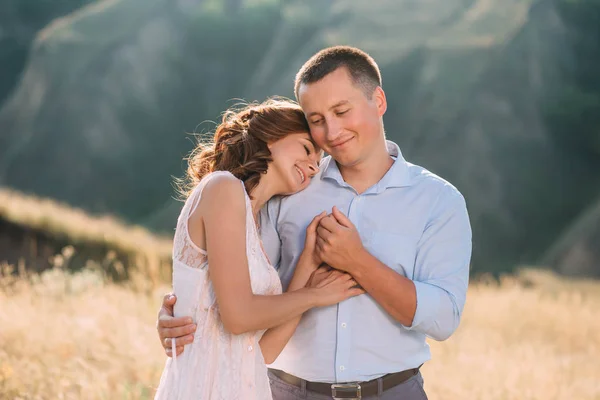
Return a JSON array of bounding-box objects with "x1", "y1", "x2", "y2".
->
[
  {"x1": 306, "y1": 101, "x2": 350, "y2": 118},
  {"x1": 330, "y1": 100, "x2": 349, "y2": 109}
]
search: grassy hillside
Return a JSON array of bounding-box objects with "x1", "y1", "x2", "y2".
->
[
  {"x1": 0, "y1": 267, "x2": 598, "y2": 399},
  {"x1": 0, "y1": 187, "x2": 173, "y2": 285}
]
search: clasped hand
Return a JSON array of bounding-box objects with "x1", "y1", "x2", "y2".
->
[{"x1": 313, "y1": 206, "x2": 365, "y2": 273}]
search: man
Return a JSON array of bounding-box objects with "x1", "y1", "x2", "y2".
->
[{"x1": 157, "y1": 46, "x2": 472, "y2": 399}]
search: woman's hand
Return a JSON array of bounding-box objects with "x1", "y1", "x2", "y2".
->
[
  {"x1": 306, "y1": 266, "x2": 365, "y2": 307},
  {"x1": 297, "y1": 211, "x2": 327, "y2": 271}
]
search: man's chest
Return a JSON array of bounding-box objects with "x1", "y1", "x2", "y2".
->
[{"x1": 277, "y1": 185, "x2": 432, "y2": 279}]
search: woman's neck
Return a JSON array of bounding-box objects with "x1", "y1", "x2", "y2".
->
[{"x1": 248, "y1": 176, "x2": 276, "y2": 222}]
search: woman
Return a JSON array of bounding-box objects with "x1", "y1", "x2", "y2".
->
[{"x1": 154, "y1": 98, "x2": 363, "y2": 400}]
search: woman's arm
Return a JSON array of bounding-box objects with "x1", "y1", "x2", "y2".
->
[
  {"x1": 197, "y1": 176, "x2": 358, "y2": 335},
  {"x1": 258, "y1": 210, "x2": 359, "y2": 364},
  {"x1": 258, "y1": 253, "x2": 315, "y2": 364},
  {"x1": 259, "y1": 263, "x2": 349, "y2": 364}
]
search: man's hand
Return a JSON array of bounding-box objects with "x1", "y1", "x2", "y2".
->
[
  {"x1": 316, "y1": 206, "x2": 366, "y2": 273},
  {"x1": 157, "y1": 293, "x2": 197, "y2": 357}
]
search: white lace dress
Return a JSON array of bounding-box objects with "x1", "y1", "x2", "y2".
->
[{"x1": 154, "y1": 171, "x2": 282, "y2": 400}]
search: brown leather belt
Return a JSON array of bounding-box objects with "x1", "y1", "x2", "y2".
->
[{"x1": 269, "y1": 367, "x2": 420, "y2": 399}]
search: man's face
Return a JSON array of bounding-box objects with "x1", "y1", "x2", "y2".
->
[{"x1": 297, "y1": 67, "x2": 386, "y2": 168}]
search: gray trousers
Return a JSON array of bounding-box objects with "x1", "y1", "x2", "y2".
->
[{"x1": 268, "y1": 370, "x2": 428, "y2": 400}]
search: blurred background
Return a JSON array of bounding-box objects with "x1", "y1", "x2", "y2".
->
[{"x1": 0, "y1": 0, "x2": 599, "y2": 399}]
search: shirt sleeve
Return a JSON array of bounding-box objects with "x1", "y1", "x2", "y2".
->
[
  {"x1": 404, "y1": 187, "x2": 472, "y2": 341},
  {"x1": 259, "y1": 196, "x2": 283, "y2": 270}
]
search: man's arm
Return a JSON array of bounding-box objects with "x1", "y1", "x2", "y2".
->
[
  {"x1": 347, "y1": 251, "x2": 417, "y2": 327},
  {"x1": 317, "y1": 191, "x2": 472, "y2": 341},
  {"x1": 402, "y1": 191, "x2": 471, "y2": 340}
]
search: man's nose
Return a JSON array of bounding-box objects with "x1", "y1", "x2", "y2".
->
[{"x1": 325, "y1": 119, "x2": 343, "y2": 142}]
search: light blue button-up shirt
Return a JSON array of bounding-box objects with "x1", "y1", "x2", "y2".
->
[{"x1": 259, "y1": 140, "x2": 472, "y2": 383}]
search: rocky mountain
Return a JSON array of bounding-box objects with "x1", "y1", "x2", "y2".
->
[
  {"x1": 0, "y1": 0, "x2": 96, "y2": 106},
  {"x1": 1, "y1": 0, "x2": 599, "y2": 273}
]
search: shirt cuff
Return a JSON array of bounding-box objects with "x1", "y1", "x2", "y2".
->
[{"x1": 405, "y1": 280, "x2": 442, "y2": 330}]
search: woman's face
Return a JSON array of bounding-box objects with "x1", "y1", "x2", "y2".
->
[{"x1": 268, "y1": 132, "x2": 322, "y2": 195}]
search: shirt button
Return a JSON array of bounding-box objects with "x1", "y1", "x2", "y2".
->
[
  {"x1": 248, "y1": 345, "x2": 253, "y2": 352},
  {"x1": 340, "y1": 366, "x2": 345, "y2": 371},
  {"x1": 341, "y1": 323, "x2": 347, "y2": 328}
]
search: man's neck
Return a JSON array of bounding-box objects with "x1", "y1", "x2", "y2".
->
[{"x1": 338, "y1": 146, "x2": 394, "y2": 194}]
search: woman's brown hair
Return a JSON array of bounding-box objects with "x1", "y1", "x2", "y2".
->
[{"x1": 180, "y1": 98, "x2": 309, "y2": 198}]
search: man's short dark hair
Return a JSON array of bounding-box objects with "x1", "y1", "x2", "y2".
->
[{"x1": 294, "y1": 46, "x2": 382, "y2": 99}]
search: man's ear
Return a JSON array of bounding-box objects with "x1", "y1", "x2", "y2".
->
[{"x1": 374, "y1": 86, "x2": 387, "y2": 117}]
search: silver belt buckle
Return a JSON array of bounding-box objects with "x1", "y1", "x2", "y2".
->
[{"x1": 331, "y1": 382, "x2": 361, "y2": 399}]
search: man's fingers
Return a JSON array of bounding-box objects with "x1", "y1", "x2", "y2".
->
[
  {"x1": 165, "y1": 345, "x2": 185, "y2": 358},
  {"x1": 161, "y1": 334, "x2": 194, "y2": 350},
  {"x1": 308, "y1": 211, "x2": 328, "y2": 232},
  {"x1": 332, "y1": 206, "x2": 353, "y2": 228},
  {"x1": 316, "y1": 227, "x2": 331, "y2": 241},
  {"x1": 161, "y1": 332, "x2": 194, "y2": 349},
  {"x1": 159, "y1": 323, "x2": 197, "y2": 339},
  {"x1": 347, "y1": 278, "x2": 363, "y2": 290},
  {"x1": 162, "y1": 293, "x2": 177, "y2": 307},
  {"x1": 163, "y1": 335, "x2": 194, "y2": 349},
  {"x1": 348, "y1": 287, "x2": 366, "y2": 297},
  {"x1": 158, "y1": 315, "x2": 194, "y2": 328},
  {"x1": 157, "y1": 294, "x2": 177, "y2": 328},
  {"x1": 318, "y1": 215, "x2": 338, "y2": 233},
  {"x1": 316, "y1": 236, "x2": 326, "y2": 251},
  {"x1": 159, "y1": 322, "x2": 196, "y2": 340}
]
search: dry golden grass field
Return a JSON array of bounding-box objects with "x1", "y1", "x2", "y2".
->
[
  {"x1": 1, "y1": 189, "x2": 599, "y2": 400},
  {"x1": 2, "y1": 263, "x2": 599, "y2": 400}
]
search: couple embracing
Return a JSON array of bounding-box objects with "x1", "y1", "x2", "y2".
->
[{"x1": 154, "y1": 46, "x2": 472, "y2": 400}]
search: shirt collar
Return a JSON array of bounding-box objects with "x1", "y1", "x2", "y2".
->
[{"x1": 320, "y1": 140, "x2": 412, "y2": 193}]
